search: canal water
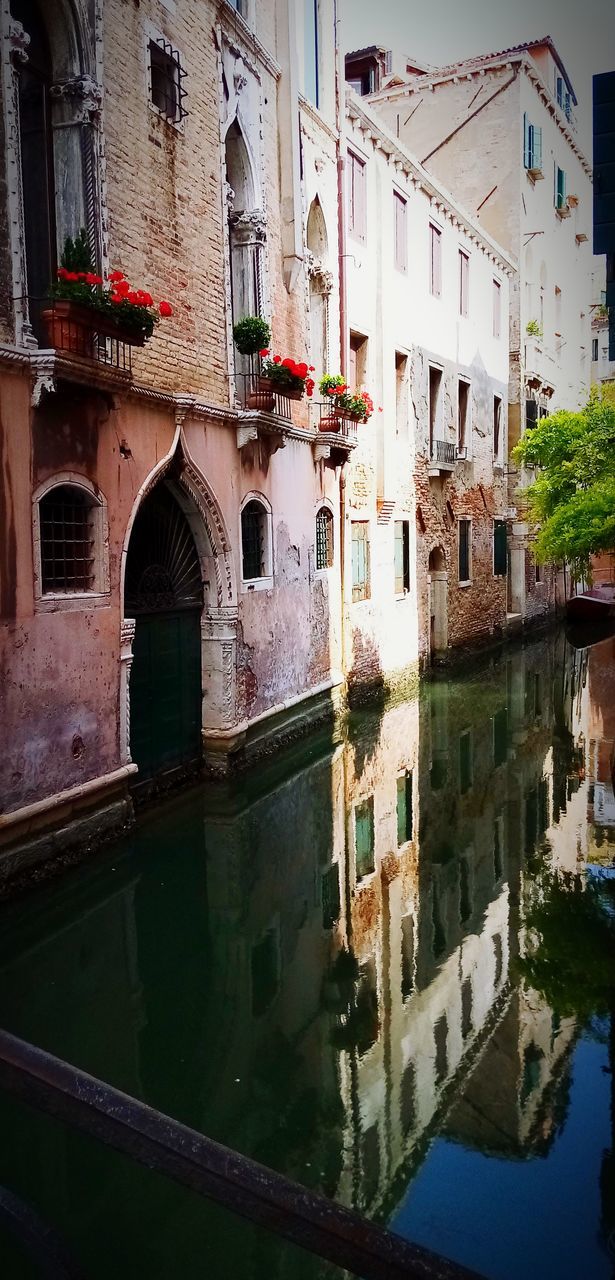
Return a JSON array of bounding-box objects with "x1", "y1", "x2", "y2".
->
[{"x1": 0, "y1": 631, "x2": 614, "y2": 1280}]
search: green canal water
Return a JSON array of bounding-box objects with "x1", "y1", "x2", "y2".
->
[{"x1": 0, "y1": 631, "x2": 614, "y2": 1279}]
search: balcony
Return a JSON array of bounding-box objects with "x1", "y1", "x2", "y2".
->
[
  {"x1": 311, "y1": 401, "x2": 359, "y2": 463},
  {"x1": 524, "y1": 337, "x2": 557, "y2": 396},
  {"x1": 428, "y1": 438, "x2": 456, "y2": 476},
  {"x1": 28, "y1": 298, "x2": 136, "y2": 401}
]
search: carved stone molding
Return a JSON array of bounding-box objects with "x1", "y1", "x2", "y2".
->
[
  {"x1": 8, "y1": 17, "x2": 29, "y2": 63},
  {"x1": 229, "y1": 207, "x2": 267, "y2": 243},
  {"x1": 237, "y1": 422, "x2": 258, "y2": 449},
  {"x1": 50, "y1": 75, "x2": 103, "y2": 120}
]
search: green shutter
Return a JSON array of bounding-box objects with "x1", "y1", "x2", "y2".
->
[
  {"x1": 523, "y1": 113, "x2": 530, "y2": 168},
  {"x1": 493, "y1": 519, "x2": 507, "y2": 576},
  {"x1": 355, "y1": 798, "x2": 375, "y2": 879}
]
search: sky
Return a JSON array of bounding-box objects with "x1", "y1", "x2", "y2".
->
[{"x1": 341, "y1": 0, "x2": 615, "y2": 155}]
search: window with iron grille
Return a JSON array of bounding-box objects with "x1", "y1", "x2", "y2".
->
[
  {"x1": 354, "y1": 797, "x2": 375, "y2": 880},
  {"x1": 148, "y1": 39, "x2": 187, "y2": 125},
  {"x1": 241, "y1": 500, "x2": 266, "y2": 580},
  {"x1": 458, "y1": 518, "x2": 471, "y2": 582},
  {"x1": 39, "y1": 486, "x2": 96, "y2": 593},
  {"x1": 315, "y1": 507, "x2": 333, "y2": 569},
  {"x1": 351, "y1": 521, "x2": 370, "y2": 601}
]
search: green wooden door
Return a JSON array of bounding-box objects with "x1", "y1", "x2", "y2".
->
[{"x1": 130, "y1": 609, "x2": 202, "y2": 781}]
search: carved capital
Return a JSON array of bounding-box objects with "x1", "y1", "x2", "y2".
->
[
  {"x1": 50, "y1": 75, "x2": 103, "y2": 119},
  {"x1": 229, "y1": 208, "x2": 267, "y2": 243},
  {"x1": 8, "y1": 19, "x2": 29, "y2": 65}
]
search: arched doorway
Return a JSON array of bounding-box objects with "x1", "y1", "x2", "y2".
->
[
  {"x1": 125, "y1": 483, "x2": 203, "y2": 782},
  {"x1": 428, "y1": 546, "x2": 448, "y2": 659}
]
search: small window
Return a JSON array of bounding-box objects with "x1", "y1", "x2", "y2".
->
[
  {"x1": 393, "y1": 191, "x2": 407, "y2": 271},
  {"x1": 349, "y1": 331, "x2": 368, "y2": 391},
  {"x1": 429, "y1": 223, "x2": 442, "y2": 297},
  {"x1": 321, "y1": 863, "x2": 340, "y2": 930},
  {"x1": 303, "y1": 0, "x2": 319, "y2": 107},
  {"x1": 493, "y1": 394, "x2": 503, "y2": 456},
  {"x1": 493, "y1": 278, "x2": 501, "y2": 338},
  {"x1": 394, "y1": 521, "x2": 410, "y2": 595},
  {"x1": 351, "y1": 521, "x2": 370, "y2": 602},
  {"x1": 315, "y1": 507, "x2": 333, "y2": 570},
  {"x1": 457, "y1": 379, "x2": 470, "y2": 452},
  {"x1": 592, "y1": 338, "x2": 599, "y2": 361},
  {"x1": 241, "y1": 499, "x2": 269, "y2": 581},
  {"x1": 396, "y1": 771, "x2": 413, "y2": 845},
  {"x1": 347, "y1": 149, "x2": 366, "y2": 242},
  {"x1": 459, "y1": 249, "x2": 469, "y2": 316},
  {"x1": 493, "y1": 518, "x2": 507, "y2": 576},
  {"x1": 526, "y1": 398, "x2": 538, "y2": 430},
  {"x1": 354, "y1": 797, "x2": 375, "y2": 880},
  {"x1": 148, "y1": 39, "x2": 187, "y2": 125},
  {"x1": 523, "y1": 114, "x2": 543, "y2": 172},
  {"x1": 39, "y1": 486, "x2": 96, "y2": 594},
  {"x1": 458, "y1": 518, "x2": 471, "y2": 582}
]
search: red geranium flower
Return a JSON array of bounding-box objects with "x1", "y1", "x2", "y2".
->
[
  {"x1": 159, "y1": 300, "x2": 173, "y2": 317},
  {"x1": 112, "y1": 279, "x2": 130, "y2": 296},
  {"x1": 259, "y1": 348, "x2": 269, "y2": 357},
  {"x1": 295, "y1": 362, "x2": 309, "y2": 379},
  {"x1": 281, "y1": 357, "x2": 295, "y2": 369},
  {"x1": 108, "y1": 270, "x2": 124, "y2": 283},
  {"x1": 308, "y1": 365, "x2": 315, "y2": 372},
  {"x1": 272, "y1": 354, "x2": 282, "y2": 364}
]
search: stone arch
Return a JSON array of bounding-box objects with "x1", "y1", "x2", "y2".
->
[
  {"x1": 306, "y1": 196, "x2": 331, "y2": 375},
  {"x1": 224, "y1": 115, "x2": 258, "y2": 212},
  {"x1": 307, "y1": 196, "x2": 328, "y2": 263}
]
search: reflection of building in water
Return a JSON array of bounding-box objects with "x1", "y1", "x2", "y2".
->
[
  {"x1": 586, "y1": 637, "x2": 615, "y2": 855},
  {"x1": 0, "y1": 632, "x2": 599, "y2": 1268}
]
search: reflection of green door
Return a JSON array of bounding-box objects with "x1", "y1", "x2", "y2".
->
[
  {"x1": 130, "y1": 610, "x2": 202, "y2": 780},
  {"x1": 125, "y1": 482, "x2": 204, "y2": 784}
]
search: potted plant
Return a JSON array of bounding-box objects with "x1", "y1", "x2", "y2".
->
[
  {"x1": 318, "y1": 374, "x2": 374, "y2": 429},
  {"x1": 258, "y1": 351, "x2": 315, "y2": 402},
  {"x1": 526, "y1": 319, "x2": 543, "y2": 339},
  {"x1": 41, "y1": 230, "x2": 173, "y2": 350},
  {"x1": 232, "y1": 315, "x2": 271, "y2": 355}
]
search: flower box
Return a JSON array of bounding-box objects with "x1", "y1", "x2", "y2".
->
[{"x1": 247, "y1": 376, "x2": 275, "y2": 412}]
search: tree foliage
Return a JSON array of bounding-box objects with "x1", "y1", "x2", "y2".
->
[{"x1": 513, "y1": 393, "x2": 615, "y2": 580}]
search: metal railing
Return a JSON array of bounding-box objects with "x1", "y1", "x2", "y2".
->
[
  {"x1": 234, "y1": 370, "x2": 294, "y2": 421},
  {"x1": 313, "y1": 400, "x2": 359, "y2": 440},
  {"x1": 0, "y1": 1027, "x2": 485, "y2": 1280},
  {"x1": 29, "y1": 298, "x2": 134, "y2": 375},
  {"x1": 430, "y1": 439, "x2": 456, "y2": 466}
]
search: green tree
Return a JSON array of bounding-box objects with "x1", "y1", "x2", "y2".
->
[{"x1": 513, "y1": 393, "x2": 615, "y2": 581}]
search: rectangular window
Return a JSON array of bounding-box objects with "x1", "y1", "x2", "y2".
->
[
  {"x1": 523, "y1": 113, "x2": 543, "y2": 172},
  {"x1": 459, "y1": 729, "x2": 473, "y2": 794},
  {"x1": 429, "y1": 365, "x2": 442, "y2": 455},
  {"x1": 458, "y1": 518, "x2": 471, "y2": 582},
  {"x1": 493, "y1": 278, "x2": 501, "y2": 338},
  {"x1": 321, "y1": 863, "x2": 340, "y2": 929},
  {"x1": 148, "y1": 39, "x2": 186, "y2": 125},
  {"x1": 349, "y1": 332, "x2": 368, "y2": 391},
  {"x1": 394, "y1": 520, "x2": 410, "y2": 595},
  {"x1": 555, "y1": 164, "x2": 567, "y2": 210},
  {"x1": 592, "y1": 338, "x2": 599, "y2": 361},
  {"x1": 493, "y1": 518, "x2": 507, "y2": 576},
  {"x1": 351, "y1": 521, "x2": 370, "y2": 602},
  {"x1": 315, "y1": 507, "x2": 333, "y2": 569},
  {"x1": 393, "y1": 191, "x2": 407, "y2": 271},
  {"x1": 355, "y1": 797, "x2": 375, "y2": 880},
  {"x1": 526, "y1": 398, "x2": 538, "y2": 430},
  {"x1": 347, "y1": 150, "x2": 366, "y2": 242},
  {"x1": 459, "y1": 249, "x2": 469, "y2": 316},
  {"x1": 395, "y1": 351, "x2": 408, "y2": 436},
  {"x1": 429, "y1": 223, "x2": 442, "y2": 297},
  {"x1": 303, "y1": 0, "x2": 319, "y2": 107},
  {"x1": 397, "y1": 771, "x2": 413, "y2": 845},
  {"x1": 457, "y1": 379, "x2": 470, "y2": 452},
  {"x1": 493, "y1": 394, "x2": 502, "y2": 456}
]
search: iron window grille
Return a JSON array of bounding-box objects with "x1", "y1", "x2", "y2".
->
[
  {"x1": 39, "y1": 486, "x2": 95, "y2": 593},
  {"x1": 315, "y1": 508, "x2": 333, "y2": 570},
  {"x1": 149, "y1": 39, "x2": 188, "y2": 125},
  {"x1": 241, "y1": 501, "x2": 265, "y2": 580}
]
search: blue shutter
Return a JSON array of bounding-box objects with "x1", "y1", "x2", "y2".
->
[{"x1": 523, "y1": 113, "x2": 530, "y2": 168}]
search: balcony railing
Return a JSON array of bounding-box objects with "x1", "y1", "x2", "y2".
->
[
  {"x1": 312, "y1": 401, "x2": 359, "y2": 441},
  {"x1": 430, "y1": 438, "x2": 456, "y2": 467},
  {"x1": 234, "y1": 369, "x2": 295, "y2": 421},
  {"x1": 29, "y1": 298, "x2": 134, "y2": 375}
]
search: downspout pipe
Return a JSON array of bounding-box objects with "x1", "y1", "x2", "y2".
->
[{"x1": 334, "y1": 0, "x2": 349, "y2": 681}]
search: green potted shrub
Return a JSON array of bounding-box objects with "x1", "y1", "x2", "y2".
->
[
  {"x1": 318, "y1": 373, "x2": 374, "y2": 429},
  {"x1": 232, "y1": 315, "x2": 271, "y2": 355}
]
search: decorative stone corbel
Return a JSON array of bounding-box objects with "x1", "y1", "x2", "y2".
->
[
  {"x1": 8, "y1": 17, "x2": 29, "y2": 64},
  {"x1": 312, "y1": 441, "x2": 331, "y2": 462},
  {"x1": 50, "y1": 75, "x2": 103, "y2": 122},
  {"x1": 237, "y1": 423, "x2": 258, "y2": 449}
]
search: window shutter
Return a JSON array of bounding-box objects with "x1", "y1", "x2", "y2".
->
[
  {"x1": 533, "y1": 126, "x2": 542, "y2": 171},
  {"x1": 394, "y1": 521, "x2": 404, "y2": 593},
  {"x1": 494, "y1": 519, "x2": 507, "y2": 576},
  {"x1": 523, "y1": 113, "x2": 530, "y2": 168},
  {"x1": 403, "y1": 522, "x2": 410, "y2": 592}
]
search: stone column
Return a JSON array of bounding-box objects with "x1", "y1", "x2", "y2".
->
[
  {"x1": 509, "y1": 521, "x2": 528, "y2": 616},
  {"x1": 119, "y1": 618, "x2": 136, "y2": 766}
]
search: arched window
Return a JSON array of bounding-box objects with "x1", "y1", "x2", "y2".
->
[
  {"x1": 241, "y1": 498, "x2": 272, "y2": 583},
  {"x1": 38, "y1": 484, "x2": 102, "y2": 594},
  {"x1": 315, "y1": 506, "x2": 333, "y2": 570}
]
